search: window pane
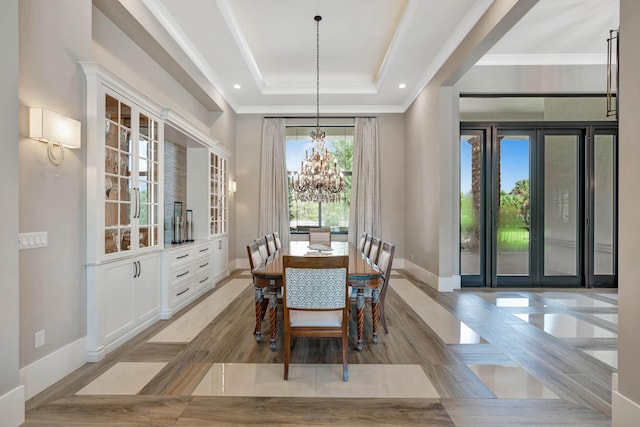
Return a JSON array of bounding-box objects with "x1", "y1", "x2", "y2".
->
[{"x1": 287, "y1": 126, "x2": 353, "y2": 232}]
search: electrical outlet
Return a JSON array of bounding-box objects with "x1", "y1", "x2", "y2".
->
[
  {"x1": 35, "y1": 329, "x2": 45, "y2": 348},
  {"x1": 411, "y1": 253, "x2": 414, "y2": 261}
]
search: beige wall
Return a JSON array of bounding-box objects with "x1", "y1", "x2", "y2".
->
[
  {"x1": 233, "y1": 114, "x2": 406, "y2": 264},
  {"x1": 0, "y1": 0, "x2": 20, "y2": 403},
  {"x1": 616, "y1": 0, "x2": 640, "y2": 420},
  {"x1": 18, "y1": 0, "x2": 91, "y2": 367}
]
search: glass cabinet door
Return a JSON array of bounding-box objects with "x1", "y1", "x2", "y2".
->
[
  {"x1": 137, "y1": 113, "x2": 160, "y2": 251},
  {"x1": 103, "y1": 92, "x2": 161, "y2": 256},
  {"x1": 210, "y1": 152, "x2": 228, "y2": 236},
  {"x1": 104, "y1": 94, "x2": 133, "y2": 254}
]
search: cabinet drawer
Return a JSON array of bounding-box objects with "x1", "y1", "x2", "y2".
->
[
  {"x1": 194, "y1": 270, "x2": 212, "y2": 290},
  {"x1": 194, "y1": 242, "x2": 213, "y2": 258},
  {"x1": 166, "y1": 247, "x2": 193, "y2": 267},
  {"x1": 168, "y1": 265, "x2": 193, "y2": 288},
  {"x1": 170, "y1": 283, "x2": 192, "y2": 303}
]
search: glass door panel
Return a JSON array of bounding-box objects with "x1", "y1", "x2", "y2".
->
[
  {"x1": 543, "y1": 135, "x2": 579, "y2": 276},
  {"x1": 460, "y1": 131, "x2": 483, "y2": 278},
  {"x1": 594, "y1": 135, "x2": 615, "y2": 275},
  {"x1": 496, "y1": 134, "x2": 531, "y2": 278}
]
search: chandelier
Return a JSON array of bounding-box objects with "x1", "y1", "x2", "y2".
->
[{"x1": 289, "y1": 15, "x2": 345, "y2": 203}]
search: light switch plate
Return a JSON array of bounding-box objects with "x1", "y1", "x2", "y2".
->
[{"x1": 19, "y1": 232, "x2": 48, "y2": 250}]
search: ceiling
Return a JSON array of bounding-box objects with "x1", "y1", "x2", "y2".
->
[{"x1": 102, "y1": 0, "x2": 619, "y2": 114}]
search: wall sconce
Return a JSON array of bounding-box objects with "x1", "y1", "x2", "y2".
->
[
  {"x1": 228, "y1": 180, "x2": 237, "y2": 197},
  {"x1": 28, "y1": 107, "x2": 81, "y2": 166}
]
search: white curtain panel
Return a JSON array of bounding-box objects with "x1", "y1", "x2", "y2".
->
[
  {"x1": 348, "y1": 117, "x2": 381, "y2": 245},
  {"x1": 259, "y1": 118, "x2": 290, "y2": 247}
]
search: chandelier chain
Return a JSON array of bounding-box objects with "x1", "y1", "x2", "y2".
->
[
  {"x1": 289, "y1": 15, "x2": 345, "y2": 204},
  {"x1": 316, "y1": 15, "x2": 320, "y2": 129}
]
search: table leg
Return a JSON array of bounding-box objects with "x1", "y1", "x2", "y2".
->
[
  {"x1": 356, "y1": 289, "x2": 365, "y2": 351},
  {"x1": 269, "y1": 287, "x2": 278, "y2": 351},
  {"x1": 371, "y1": 288, "x2": 380, "y2": 344},
  {"x1": 254, "y1": 287, "x2": 264, "y2": 343}
]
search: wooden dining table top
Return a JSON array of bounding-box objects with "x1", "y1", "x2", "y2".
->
[{"x1": 251, "y1": 241, "x2": 382, "y2": 281}]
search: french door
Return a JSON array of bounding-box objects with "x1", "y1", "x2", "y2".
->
[{"x1": 460, "y1": 123, "x2": 617, "y2": 288}]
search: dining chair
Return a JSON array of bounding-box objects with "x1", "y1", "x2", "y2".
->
[
  {"x1": 308, "y1": 227, "x2": 331, "y2": 244},
  {"x1": 368, "y1": 237, "x2": 381, "y2": 265},
  {"x1": 256, "y1": 236, "x2": 269, "y2": 263},
  {"x1": 282, "y1": 255, "x2": 350, "y2": 382},
  {"x1": 248, "y1": 241, "x2": 268, "y2": 339},
  {"x1": 266, "y1": 233, "x2": 277, "y2": 256},
  {"x1": 274, "y1": 231, "x2": 282, "y2": 250},
  {"x1": 362, "y1": 234, "x2": 373, "y2": 257},
  {"x1": 358, "y1": 232, "x2": 369, "y2": 252},
  {"x1": 247, "y1": 241, "x2": 264, "y2": 271},
  {"x1": 375, "y1": 241, "x2": 396, "y2": 334}
]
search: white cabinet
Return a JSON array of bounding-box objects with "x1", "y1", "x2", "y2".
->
[
  {"x1": 82, "y1": 63, "x2": 164, "y2": 361},
  {"x1": 160, "y1": 240, "x2": 217, "y2": 319},
  {"x1": 86, "y1": 253, "x2": 160, "y2": 362},
  {"x1": 213, "y1": 236, "x2": 229, "y2": 282},
  {"x1": 82, "y1": 63, "x2": 163, "y2": 263}
]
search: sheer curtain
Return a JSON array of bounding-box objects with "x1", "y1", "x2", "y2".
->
[
  {"x1": 348, "y1": 117, "x2": 380, "y2": 244},
  {"x1": 259, "y1": 118, "x2": 290, "y2": 247}
]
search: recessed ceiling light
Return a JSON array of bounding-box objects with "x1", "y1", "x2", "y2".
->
[
  {"x1": 233, "y1": 84, "x2": 241, "y2": 89},
  {"x1": 398, "y1": 83, "x2": 407, "y2": 89}
]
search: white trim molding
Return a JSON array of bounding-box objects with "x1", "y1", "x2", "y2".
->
[
  {"x1": 0, "y1": 385, "x2": 24, "y2": 426},
  {"x1": 19, "y1": 337, "x2": 86, "y2": 400},
  {"x1": 612, "y1": 373, "x2": 640, "y2": 427},
  {"x1": 402, "y1": 259, "x2": 461, "y2": 292}
]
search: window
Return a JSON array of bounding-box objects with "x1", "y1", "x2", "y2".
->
[{"x1": 286, "y1": 126, "x2": 353, "y2": 233}]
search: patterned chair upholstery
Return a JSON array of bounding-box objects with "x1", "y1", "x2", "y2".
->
[
  {"x1": 274, "y1": 231, "x2": 282, "y2": 250},
  {"x1": 368, "y1": 237, "x2": 381, "y2": 264},
  {"x1": 266, "y1": 233, "x2": 277, "y2": 256},
  {"x1": 283, "y1": 255, "x2": 350, "y2": 381},
  {"x1": 256, "y1": 236, "x2": 269, "y2": 263},
  {"x1": 358, "y1": 232, "x2": 369, "y2": 252}
]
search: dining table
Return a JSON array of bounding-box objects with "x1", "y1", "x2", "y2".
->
[{"x1": 251, "y1": 240, "x2": 383, "y2": 351}]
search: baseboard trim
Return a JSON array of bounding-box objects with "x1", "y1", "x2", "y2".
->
[
  {"x1": 0, "y1": 385, "x2": 24, "y2": 426},
  {"x1": 19, "y1": 337, "x2": 86, "y2": 401},
  {"x1": 612, "y1": 374, "x2": 640, "y2": 427},
  {"x1": 402, "y1": 260, "x2": 460, "y2": 292},
  {"x1": 234, "y1": 258, "x2": 249, "y2": 270}
]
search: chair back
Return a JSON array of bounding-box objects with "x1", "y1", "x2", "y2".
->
[
  {"x1": 308, "y1": 227, "x2": 331, "y2": 244},
  {"x1": 256, "y1": 236, "x2": 269, "y2": 262},
  {"x1": 362, "y1": 234, "x2": 373, "y2": 257},
  {"x1": 282, "y1": 254, "x2": 350, "y2": 382},
  {"x1": 247, "y1": 241, "x2": 263, "y2": 270},
  {"x1": 368, "y1": 237, "x2": 381, "y2": 264},
  {"x1": 377, "y1": 241, "x2": 396, "y2": 296},
  {"x1": 266, "y1": 233, "x2": 277, "y2": 255},
  {"x1": 358, "y1": 232, "x2": 369, "y2": 252},
  {"x1": 274, "y1": 231, "x2": 282, "y2": 250},
  {"x1": 283, "y1": 255, "x2": 349, "y2": 310}
]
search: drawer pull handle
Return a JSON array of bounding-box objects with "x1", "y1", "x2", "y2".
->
[
  {"x1": 199, "y1": 277, "x2": 209, "y2": 284},
  {"x1": 176, "y1": 288, "x2": 189, "y2": 296},
  {"x1": 176, "y1": 270, "x2": 190, "y2": 278},
  {"x1": 176, "y1": 254, "x2": 190, "y2": 260},
  {"x1": 199, "y1": 247, "x2": 209, "y2": 253},
  {"x1": 199, "y1": 262, "x2": 209, "y2": 268}
]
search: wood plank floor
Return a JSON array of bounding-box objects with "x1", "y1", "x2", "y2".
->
[{"x1": 23, "y1": 270, "x2": 615, "y2": 426}]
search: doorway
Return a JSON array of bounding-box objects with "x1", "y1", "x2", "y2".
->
[{"x1": 460, "y1": 123, "x2": 617, "y2": 288}]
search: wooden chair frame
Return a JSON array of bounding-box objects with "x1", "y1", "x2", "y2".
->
[{"x1": 283, "y1": 255, "x2": 350, "y2": 381}]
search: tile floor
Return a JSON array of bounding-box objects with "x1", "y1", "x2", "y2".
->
[{"x1": 77, "y1": 275, "x2": 617, "y2": 404}]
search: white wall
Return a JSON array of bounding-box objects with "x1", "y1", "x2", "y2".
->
[
  {"x1": 0, "y1": 0, "x2": 24, "y2": 424},
  {"x1": 614, "y1": 0, "x2": 640, "y2": 424},
  {"x1": 18, "y1": 0, "x2": 91, "y2": 368}
]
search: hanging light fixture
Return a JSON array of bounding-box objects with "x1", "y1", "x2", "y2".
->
[{"x1": 289, "y1": 15, "x2": 345, "y2": 203}]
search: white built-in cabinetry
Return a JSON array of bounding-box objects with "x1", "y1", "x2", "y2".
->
[{"x1": 82, "y1": 63, "x2": 230, "y2": 362}]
